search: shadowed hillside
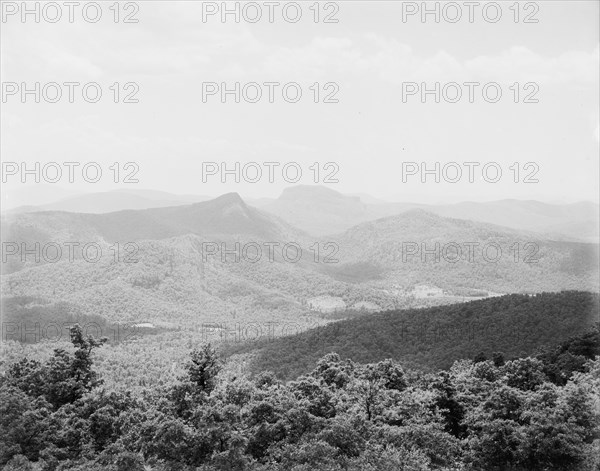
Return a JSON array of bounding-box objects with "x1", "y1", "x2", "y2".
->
[{"x1": 225, "y1": 291, "x2": 600, "y2": 379}]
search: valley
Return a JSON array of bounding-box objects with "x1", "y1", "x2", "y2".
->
[{"x1": 2, "y1": 189, "x2": 598, "y2": 334}]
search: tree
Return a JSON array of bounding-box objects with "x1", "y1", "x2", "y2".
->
[
  {"x1": 1, "y1": 324, "x2": 106, "y2": 409},
  {"x1": 186, "y1": 344, "x2": 221, "y2": 394},
  {"x1": 473, "y1": 351, "x2": 487, "y2": 363},
  {"x1": 501, "y1": 357, "x2": 547, "y2": 391},
  {"x1": 0, "y1": 386, "x2": 52, "y2": 465},
  {"x1": 312, "y1": 353, "x2": 354, "y2": 389},
  {"x1": 492, "y1": 352, "x2": 505, "y2": 367},
  {"x1": 43, "y1": 324, "x2": 107, "y2": 408},
  {"x1": 430, "y1": 371, "x2": 466, "y2": 438},
  {"x1": 0, "y1": 326, "x2": 597, "y2": 471},
  {"x1": 2, "y1": 455, "x2": 36, "y2": 471}
]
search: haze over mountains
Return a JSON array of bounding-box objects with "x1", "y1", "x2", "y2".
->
[
  {"x1": 256, "y1": 186, "x2": 600, "y2": 242},
  {"x1": 3, "y1": 193, "x2": 302, "y2": 247},
  {"x1": 2, "y1": 191, "x2": 598, "y2": 330},
  {"x1": 329, "y1": 208, "x2": 599, "y2": 292},
  {"x1": 5, "y1": 185, "x2": 598, "y2": 242},
  {"x1": 2, "y1": 187, "x2": 211, "y2": 214}
]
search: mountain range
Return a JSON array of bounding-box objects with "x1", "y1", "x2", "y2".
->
[
  {"x1": 3, "y1": 193, "x2": 300, "y2": 247},
  {"x1": 2, "y1": 188, "x2": 211, "y2": 214},
  {"x1": 1, "y1": 191, "x2": 598, "y2": 331},
  {"x1": 255, "y1": 186, "x2": 599, "y2": 242},
  {"x1": 5, "y1": 185, "x2": 598, "y2": 242}
]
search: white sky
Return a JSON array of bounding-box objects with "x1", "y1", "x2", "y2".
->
[{"x1": 1, "y1": 1, "x2": 599, "y2": 204}]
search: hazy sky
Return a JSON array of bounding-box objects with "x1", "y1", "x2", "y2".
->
[{"x1": 1, "y1": 1, "x2": 599, "y2": 205}]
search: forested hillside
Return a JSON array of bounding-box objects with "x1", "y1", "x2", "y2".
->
[
  {"x1": 226, "y1": 291, "x2": 600, "y2": 379},
  {"x1": 3, "y1": 197, "x2": 598, "y2": 331},
  {"x1": 1, "y1": 324, "x2": 599, "y2": 470},
  {"x1": 331, "y1": 210, "x2": 599, "y2": 294},
  {"x1": 1, "y1": 296, "x2": 166, "y2": 344}
]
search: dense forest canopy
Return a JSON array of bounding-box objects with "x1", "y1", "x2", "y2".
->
[
  {"x1": 225, "y1": 291, "x2": 600, "y2": 379},
  {"x1": 1, "y1": 317, "x2": 599, "y2": 470}
]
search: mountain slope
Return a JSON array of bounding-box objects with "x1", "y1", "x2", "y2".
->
[
  {"x1": 431, "y1": 200, "x2": 599, "y2": 242},
  {"x1": 2, "y1": 194, "x2": 598, "y2": 328},
  {"x1": 2, "y1": 194, "x2": 599, "y2": 327},
  {"x1": 226, "y1": 291, "x2": 600, "y2": 379},
  {"x1": 321, "y1": 209, "x2": 599, "y2": 294},
  {"x1": 3, "y1": 189, "x2": 211, "y2": 214},
  {"x1": 258, "y1": 185, "x2": 381, "y2": 236},
  {"x1": 2, "y1": 193, "x2": 304, "y2": 244},
  {"x1": 258, "y1": 186, "x2": 599, "y2": 241}
]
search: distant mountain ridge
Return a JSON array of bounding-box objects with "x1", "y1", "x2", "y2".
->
[
  {"x1": 257, "y1": 186, "x2": 599, "y2": 242},
  {"x1": 2, "y1": 193, "x2": 305, "y2": 246},
  {"x1": 2, "y1": 188, "x2": 211, "y2": 214},
  {"x1": 5, "y1": 185, "x2": 597, "y2": 242},
  {"x1": 2, "y1": 192, "x2": 598, "y2": 336},
  {"x1": 318, "y1": 208, "x2": 599, "y2": 295}
]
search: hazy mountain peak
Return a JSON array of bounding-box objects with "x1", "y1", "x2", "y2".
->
[
  {"x1": 262, "y1": 185, "x2": 369, "y2": 235},
  {"x1": 212, "y1": 192, "x2": 245, "y2": 205},
  {"x1": 206, "y1": 193, "x2": 253, "y2": 221},
  {"x1": 397, "y1": 208, "x2": 441, "y2": 219},
  {"x1": 343, "y1": 208, "x2": 446, "y2": 236},
  {"x1": 279, "y1": 185, "x2": 358, "y2": 203}
]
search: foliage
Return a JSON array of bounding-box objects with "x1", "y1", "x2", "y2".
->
[
  {"x1": 225, "y1": 291, "x2": 599, "y2": 380},
  {"x1": 1, "y1": 322, "x2": 599, "y2": 471}
]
